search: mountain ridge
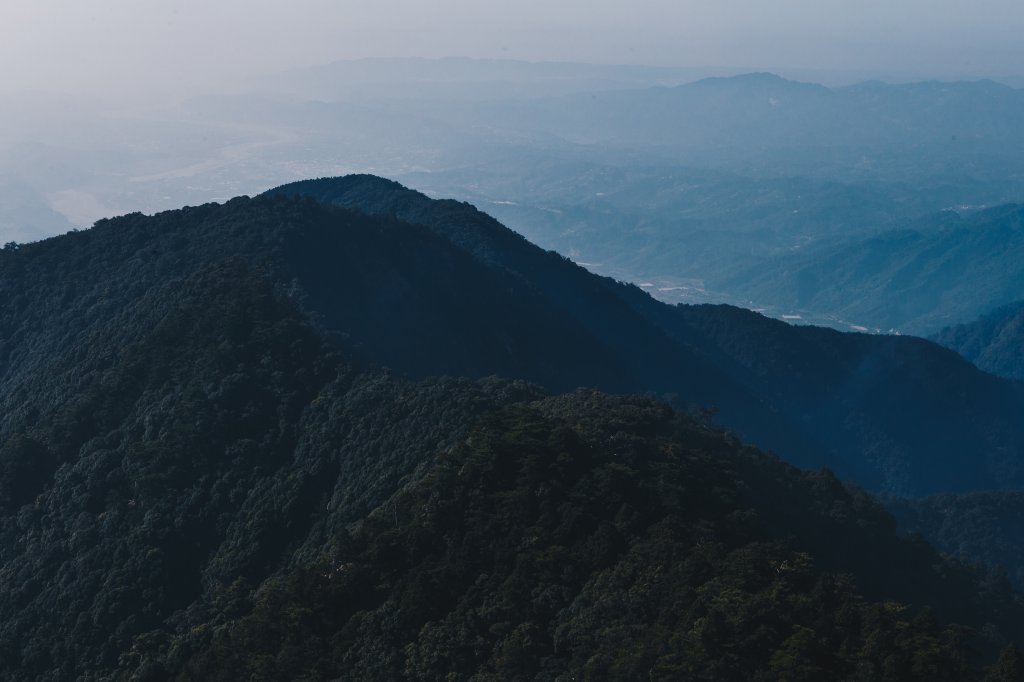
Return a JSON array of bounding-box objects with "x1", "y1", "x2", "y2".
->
[
  {"x1": 265, "y1": 176, "x2": 1024, "y2": 494},
  {"x1": 718, "y1": 204, "x2": 1024, "y2": 334},
  {"x1": 1, "y1": 175, "x2": 1021, "y2": 498},
  {"x1": 0, "y1": 177, "x2": 1022, "y2": 678}
]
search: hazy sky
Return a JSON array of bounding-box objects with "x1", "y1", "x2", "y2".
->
[{"x1": 2, "y1": 0, "x2": 1023, "y2": 96}]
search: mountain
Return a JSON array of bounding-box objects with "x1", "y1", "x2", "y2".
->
[
  {"x1": 1, "y1": 177, "x2": 1024, "y2": 678},
  {"x1": 6, "y1": 69, "x2": 1024, "y2": 342},
  {"x1": 398, "y1": 156, "x2": 1024, "y2": 334},
  {"x1": 145, "y1": 394, "x2": 1024, "y2": 681},
  {"x1": 493, "y1": 75, "x2": 1024, "y2": 172},
  {"x1": 400, "y1": 160, "x2": 938, "y2": 285},
  {"x1": 934, "y1": 300, "x2": 1024, "y2": 380},
  {"x1": 717, "y1": 205, "x2": 1024, "y2": 334},
  {"x1": 265, "y1": 176, "x2": 1024, "y2": 495},
  {"x1": 0, "y1": 254, "x2": 544, "y2": 680}
]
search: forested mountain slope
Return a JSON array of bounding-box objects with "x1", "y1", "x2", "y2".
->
[
  {"x1": 267, "y1": 176, "x2": 1024, "y2": 494},
  {"x1": 0, "y1": 256, "x2": 541, "y2": 680},
  {"x1": 149, "y1": 394, "x2": 1024, "y2": 681},
  {"x1": 720, "y1": 205, "x2": 1024, "y2": 335},
  {"x1": 889, "y1": 491, "x2": 1024, "y2": 590},
  {"x1": 0, "y1": 181, "x2": 1023, "y2": 678},
  {"x1": 935, "y1": 300, "x2": 1024, "y2": 380}
]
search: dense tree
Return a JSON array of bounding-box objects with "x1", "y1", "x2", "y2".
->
[
  {"x1": 268, "y1": 176, "x2": 1024, "y2": 494},
  {"x1": 985, "y1": 644, "x2": 1024, "y2": 682},
  {"x1": 0, "y1": 177, "x2": 1020, "y2": 679}
]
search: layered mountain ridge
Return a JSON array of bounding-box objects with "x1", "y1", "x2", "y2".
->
[
  {"x1": 3, "y1": 176, "x2": 1021, "y2": 500},
  {"x1": 265, "y1": 175, "x2": 1024, "y2": 495},
  {"x1": 719, "y1": 205, "x2": 1024, "y2": 334},
  {"x1": 1, "y1": 176, "x2": 1023, "y2": 679}
]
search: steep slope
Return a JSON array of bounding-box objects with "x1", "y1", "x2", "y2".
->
[
  {"x1": 0, "y1": 256, "x2": 542, "y2": 680},
  {"x1": 935, "y1": 300, "x2": 1024, "y2": 380},
  {"x1": 667, "y1": 304, "x2": 1024, "y2": 492},
  {"x1": 262, "y1": 178, "x2": 818, "y2": 470},
  {"x1": 721, "y1": 205, "x2": 1024, "y2": 334},
  {"x1": 267, "y1": 176, "x2": 1024, "y2": 494},
  {"x1": 0, "y1": 197, "x2": 635, "y2": 420},
  {"x1": 404, "y1": 160, "x2": 939, "y2": 279}
]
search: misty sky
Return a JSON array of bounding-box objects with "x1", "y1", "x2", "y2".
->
[{"x1": 2, "y1": 0, "x2": 1023, "y2": 96}]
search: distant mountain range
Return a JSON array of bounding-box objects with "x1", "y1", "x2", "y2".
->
[
  {"x1": 4, "y1": 66, "x2": 1024, "y2": 336},
  {"x1": 490, "y1": 73, "x2": 1024, "y2": 170},
  {"x1": 1, "y1": 175, "x2": 1023, "y2": 678},
  {"x1": 717, "y1": 204, "x2": 1024, "y2": 334}
]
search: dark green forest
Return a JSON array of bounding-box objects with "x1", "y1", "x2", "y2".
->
[
  {"x1": 0, "y1": 177, "x2": 1023, "y2": 679},
  {"x1": 889, "y1": 491, "x2": 1024, "y2": 590},
  {"x1": 269, "y1": 176, "x2": 1024, "y2": 495},
  {"x1": 148, "y1": 395, "x2": 1024, "y2": 681}
]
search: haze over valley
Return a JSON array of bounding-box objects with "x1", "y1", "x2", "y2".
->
[{"x1": 6, "y1": 59, "x2": 1024, "y2": 337}]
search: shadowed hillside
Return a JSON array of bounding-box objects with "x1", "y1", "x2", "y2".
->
[
  {"x1": 0, "y1": 181, "x2": 1023, "y2": 679},
  {"x1": 267, "y1": 176, "x2": 1024, "y2": 494}
]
